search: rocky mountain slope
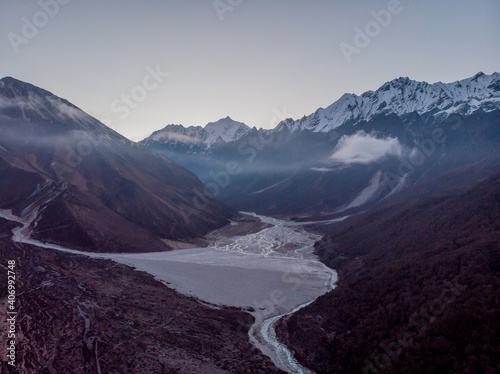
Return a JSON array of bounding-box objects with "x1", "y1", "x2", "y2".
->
[
  {"x1": 277, "y1": 170, "x2": 500, "y2": 373},
  {"x1": 0, "y1": 77, "x2": 233, "y2": 253}
]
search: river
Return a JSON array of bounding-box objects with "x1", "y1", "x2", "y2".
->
[{"x1": 0, "y1": 209, "x2": 337, "y2": 374}]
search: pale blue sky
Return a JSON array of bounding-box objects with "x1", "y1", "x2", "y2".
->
[{"x1": 1, "y1": 0, "x2": 499, "y2": 140}]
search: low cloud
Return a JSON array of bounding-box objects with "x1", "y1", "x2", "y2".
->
[
  {"x1": 152, "y1": 131, "x2": 203, "y2": 144},
  {"x1": 310, "y1": 167, "x2": 332, "y2": 172},
  {"x1": 331, "y1": 131, "x2": 403, "y2": 164},
  {"x1": 47, "y1": 97, "x2": 88, "y2": 122}
]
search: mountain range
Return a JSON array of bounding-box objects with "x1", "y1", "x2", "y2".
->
[
  {"x1": 143, "y1": 116, "x2": 251, "y2": 151},
  {"x1": 276, "y1": 71, "x2": 500, "y2": 133},
  {"x1": 144, "y1": 72, "x2": 500, "y2": 145},
  {"x1": 0, "y1": 72, "x2": 499, "y2": 373},
  {"x1": 142, "y1": 72, "x2": 500, "y2": 215}
]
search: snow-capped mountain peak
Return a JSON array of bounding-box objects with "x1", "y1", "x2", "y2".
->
[
  {"x1": 203, "y1": 116, "x2": 251, "y2": 146},
  {"x1": 277, "y1": 72, "x2": 500, "y2": 134},
  {"x1": 143, "y1": 116, "x2": 251, "y2": 150}
]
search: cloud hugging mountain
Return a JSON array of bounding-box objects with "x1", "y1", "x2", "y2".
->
[{"x1": 142, "y1": 72, "x2": 500, "y2": 215}]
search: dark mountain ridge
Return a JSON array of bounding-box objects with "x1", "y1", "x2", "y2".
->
[
  {"x1": 277, "y1": 170, "x2": 500, "y2": 373},
  {"x1": 0, "y1": 76, "x2": 234, "y2": 253}
]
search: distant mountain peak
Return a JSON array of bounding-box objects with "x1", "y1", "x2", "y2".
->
[
  {"x1": 472, "y1": 71, "x2": 486, "y2": 81},
  {"x1": 277, "y1": 72, "x2": 500, "y2": 134},
  {"x1": 143, "y1": 116, "x2": 251, "y2": 150},
  {"x1": 391, "y1": 76, "x2": 411, "y2": 85},
  {"x1": 205, "y1": 116, "x2": 245, "y2": 126}
]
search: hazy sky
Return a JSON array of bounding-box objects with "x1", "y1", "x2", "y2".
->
[{"x1": 1, "y1": 0, "x2": 499, "y2": 140}]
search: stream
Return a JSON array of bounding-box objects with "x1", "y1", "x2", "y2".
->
[{"x1": 0, "y1": 209, "x2": 337, "y2": 374}]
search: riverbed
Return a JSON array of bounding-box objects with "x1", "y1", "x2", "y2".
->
[{"x1": 0, "y1": 209, "x2": 337, "y2": 374}]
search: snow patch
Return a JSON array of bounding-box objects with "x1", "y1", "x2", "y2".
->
[{"x1": 345, "y1": 170, "x2": 383, "y2": 209}]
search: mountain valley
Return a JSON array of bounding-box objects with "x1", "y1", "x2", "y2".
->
[{"x1": 1, "y1": 72, "x2": 499, "y2": 374}]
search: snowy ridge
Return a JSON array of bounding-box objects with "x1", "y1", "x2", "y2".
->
[
  {"x1": 276, "y1": 72, "x2": 500, "y2": 134},
  {"x1": 144, "y1": 116, "x2": 251, "y2": 149}
]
